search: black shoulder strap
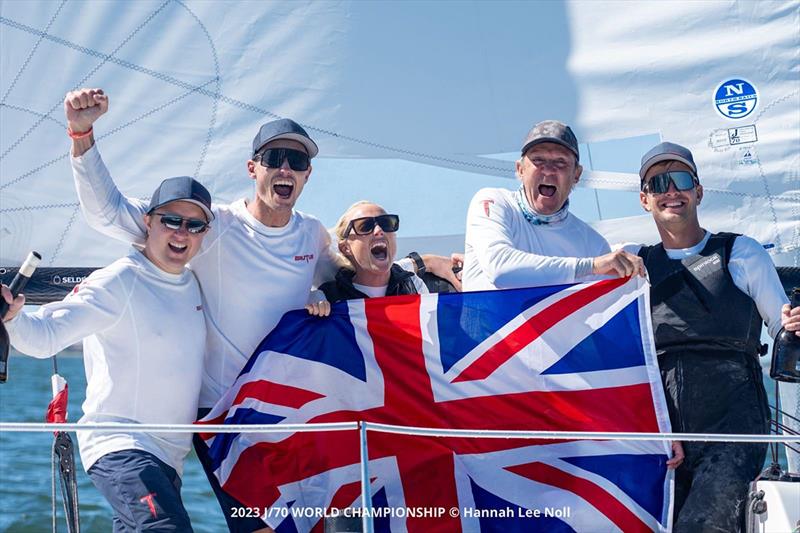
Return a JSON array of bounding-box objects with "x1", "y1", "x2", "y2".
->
[
  {"x1": 421, "y1": 272, "x2": 456, "y2": 294},
  {"x1": 704, "y1": 231, "x2": 740, "y2": 267},
  {"x1": 637, "y1": 242, "x2": 666, "y2": 269},
  {"x1": 387, "y1": 265, "x2": 417, "y2": 295}
]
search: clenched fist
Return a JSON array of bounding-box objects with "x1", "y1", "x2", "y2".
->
[{"x1": 64, "y1": 88, "x2": 108, "y2": 133}]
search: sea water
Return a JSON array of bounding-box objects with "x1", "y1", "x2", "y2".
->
[
  {"x1": 0, "y1": 351, "x2": 226, "y2": 532},
  {"x1": 0, "y1": 350, "x2": 790, "y2": 532}
]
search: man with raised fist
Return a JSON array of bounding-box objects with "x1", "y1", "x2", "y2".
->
[{"x1": 64, "y1": 88, "x2": 459, "y2": 533}]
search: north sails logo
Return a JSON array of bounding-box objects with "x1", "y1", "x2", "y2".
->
[
  {"x1": 294, "y1": 254, "x2": 315, "y2": 263},
  {"x1": 714, "y1": 79, "x2": 758, "y2": 119}
]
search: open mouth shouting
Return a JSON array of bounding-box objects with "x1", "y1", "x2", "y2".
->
[
  {"x1": 272, "y1": 178, "x2": 295, "y2": 199},
  {"x1": 538, "y1": 184, "x2": 557, "y2": 198},
  {"x1": 370, "y1": 241, "x2": 389, "y2": 262}
]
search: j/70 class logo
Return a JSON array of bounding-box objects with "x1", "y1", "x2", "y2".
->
[{"x1": 714, "y1": 79, "x2": 758, "y2": 119}]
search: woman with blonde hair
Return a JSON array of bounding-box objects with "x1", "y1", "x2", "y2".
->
[{"x1": 320, "y1": 201, "x2": 455, "y2": 302}]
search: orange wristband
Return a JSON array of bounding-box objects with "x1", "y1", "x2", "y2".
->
[{"x1": 67, "y1": 126, "x2": 93, "y2": 139}]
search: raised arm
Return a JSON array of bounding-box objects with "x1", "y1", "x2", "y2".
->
[
  {"x1": 65, "y1": 88, "x2": 148, "y2": 245},
  {"x1": 414, "y1": 254, "x2": 463, "y2": 292}
]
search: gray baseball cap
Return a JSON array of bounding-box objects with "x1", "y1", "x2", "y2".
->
[
  {"x1": 252, "y1": 118, "x2": 318, "y2": 158},
  {"x1": 639, "y1": 142, "x2": 698, "y2": 179},
  {"x1": 148, "y1": 176, "x2": 214, "y2": 221},
  {"x1": 521, "y1": 120, "x2": 580, "y2": 161}
]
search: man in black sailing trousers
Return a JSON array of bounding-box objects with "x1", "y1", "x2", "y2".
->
[{"x1": 630, "y1": 142, "x2": 798, "y2": 532}]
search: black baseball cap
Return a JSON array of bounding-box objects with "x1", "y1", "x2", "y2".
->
[
  {"x1": 252, "y1": 118, "x2": 319, "y2": 158},
  {"x1": 148, "y1": 176, "x2": 214, "y2": 221},
  {"x1": 521, "y1": 120, "x2": 580, "y2": 161},
  {"x1": 639, "y1": 142, "x2": 698, "y2": 180}
]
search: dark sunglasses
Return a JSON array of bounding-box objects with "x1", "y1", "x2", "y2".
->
[
  {"x1": 641, "y1": 171, "x2": 698, "y2": 194},
  {"x1": 344, "y1": 214, "x2": 400, "y2": 237},
  {"x1": 255, "y1": 148, "x2": 310, "y2": 171},
  {"x1": 155, "y1": 213, "x2": 209, "y2": 234}
]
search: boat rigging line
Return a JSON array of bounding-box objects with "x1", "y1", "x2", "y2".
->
[{"x1": 48, "y1": 355, "x2": 80, "y2": 533}]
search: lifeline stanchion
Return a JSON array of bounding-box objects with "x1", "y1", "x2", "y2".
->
[{"x1": 359, "y1": 421, "x2": 374, "y2": 533}]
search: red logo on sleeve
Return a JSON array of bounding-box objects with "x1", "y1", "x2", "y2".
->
[
  {"x1": 71, "y1": 281, "x2": 87, "y2": 294},
  {"x1": 481, "y1": 199, "x2": 495, "y2": 216}
]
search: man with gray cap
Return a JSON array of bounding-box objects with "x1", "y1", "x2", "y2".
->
[
  {"x1": 630, "y1": 141, "x2": 796, "y2": 532},
  {"x1": 1, "y1": 176, "x2": 214, "y2": 532},
  {"x1": 463, "y1": 119, "x2": 645, "y2": 291}
]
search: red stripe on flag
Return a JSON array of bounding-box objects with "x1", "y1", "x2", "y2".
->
[
  {"x1": 453, "y1": 277, "x2": 630, "y2": 383},
  {"x1": 222, "y1": 429, "x2": 361, "y2": 512},
  {"x1": 233, "y1": 379, "x2": 325, "y2": 409},
  {"x1": 195, "y1": 380, "x2": 324, "y2": 440},
  {"x1": 217, "y1": 381, "x2": 661, "y2": 523},
  {"x1": 363, "y1": 295, "x2": 462, "y2": 532},
  {"x1": 507, "y1": 461, "x2": 652, "y2": 533}
]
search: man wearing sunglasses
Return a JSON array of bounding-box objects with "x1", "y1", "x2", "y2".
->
[
  {"x1": 463, "y1": 120, "x2": 646, "y2": 292},
  {"x1": 631, "y1": 141, "x2": 795, "y2": 532},
  {"x1": 64, "y1": 87, "x2": 458, "y2": 532},
  {"x1": 2, "y1": 176, "x2": 214, "y2": 532}
]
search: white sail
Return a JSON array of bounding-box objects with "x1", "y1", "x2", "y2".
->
[
  {"x1": 568, "y1": 0, "x2": 799, "y2": 266},
  {"x1": 1, "y1": 0, "x2": 796, "y2": 268},
  {"x1": 1, "y1": 0, "x2": 799, "y2": 516}
]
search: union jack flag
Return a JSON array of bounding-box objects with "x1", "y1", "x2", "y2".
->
[{"x1": 200, "y1": 277, "x2": 673, "y2": 532}]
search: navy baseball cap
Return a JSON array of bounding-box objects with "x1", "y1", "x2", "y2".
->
[
  {"x1": 148, "y1": 176, "x2": 214, "y2": 221},
  {"x1": 521, "y1": 120, "x2": 580, "y2": 161},
  {"x1": 252, "y1": 118, "x2": 319, "y2": 158},
  {"x1": 639, "y1": 142, "x2": 698, "y2": 179}
]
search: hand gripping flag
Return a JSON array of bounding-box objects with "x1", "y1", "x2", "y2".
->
[{"x1": 200, "y1": 277, "x2": 674, "y2": 532}]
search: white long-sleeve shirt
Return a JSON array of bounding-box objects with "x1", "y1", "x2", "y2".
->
[
  {"x1": 621, "y1": 232, "x2": 789, "y2": 339},
  {"x1": 6, "y1": 249, "x2": 205, "y2": 475},
  {"x1": 72, "y1": 145, "x2": 339, "y2": 407},
  {"x1": 463, "y1": 187, "x2": 610, "y2": 291}
]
